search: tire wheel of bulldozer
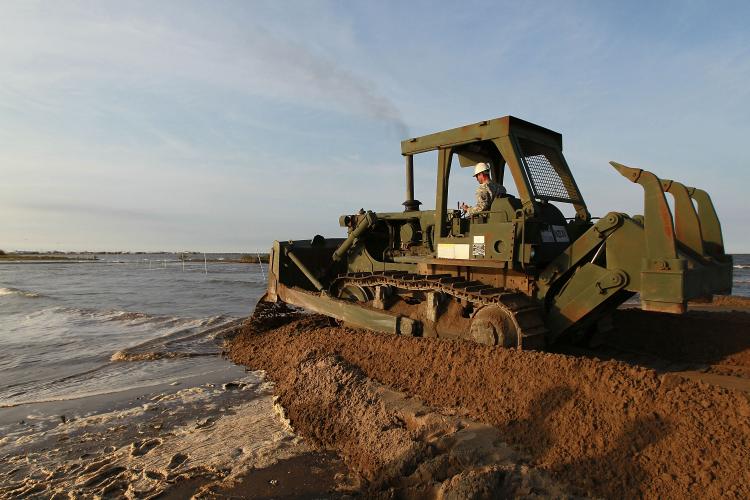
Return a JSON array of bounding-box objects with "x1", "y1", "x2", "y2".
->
[{"x1": 469, "y1": 306, "x2": 519, "y2": 347}]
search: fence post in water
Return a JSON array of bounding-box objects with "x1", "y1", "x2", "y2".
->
[
  {"x1": 257, "y1": 253, "x2": 266, "y2": 281},
  {"x1": 204, "y1": 253, "x2": 208, "y2": 275}
]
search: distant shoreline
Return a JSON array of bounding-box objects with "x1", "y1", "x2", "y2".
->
[
  {"x1": 0, "y1": 254, "x2": 98, "y2": 262},
  {"x1": 0, "y1": 252, "x2": 270, "y2": 263},
  {"x1": 0, "y1": 255, "x2": 270, "y2": 264}
]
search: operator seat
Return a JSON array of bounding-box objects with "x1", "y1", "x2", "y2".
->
[{"x1": 489, "y1": 192, "x2": 522, "y2": 222}]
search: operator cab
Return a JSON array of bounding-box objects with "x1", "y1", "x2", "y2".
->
[{"x1": 400, "y1": 116, "x2": 592, "y2": 268}]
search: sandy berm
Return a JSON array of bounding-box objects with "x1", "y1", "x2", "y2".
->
[{"x1": 229, "y1": 302, "x2": 750, "y2": 498}]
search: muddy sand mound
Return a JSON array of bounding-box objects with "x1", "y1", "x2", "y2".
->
[
  {"x1": 275, "y1": 352, "x2": 569, "y2": 497},
  {"x1": 229, "y1": 311, "x2": 750, "y2": 499}
]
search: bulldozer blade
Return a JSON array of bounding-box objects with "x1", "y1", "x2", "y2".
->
[
  {"x1": 609, "y1": 161, "x2": 677, "y2": 260},
  {"x1": 248, "y1": 292, "x2": 273, "y2": 322},
  {"x1": 246, "y1": 293, "x2": 299, "y2": 333},
  {"x1": 660, "y1": 178, "x2": 705, "y2": 256}
]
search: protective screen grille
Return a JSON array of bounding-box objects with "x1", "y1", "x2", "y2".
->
[{"x1": 522, "y1": 154, "x2": 573, "y2": 200}]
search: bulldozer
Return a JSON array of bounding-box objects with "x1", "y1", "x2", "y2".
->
[{"x1": 258, "y1": 116, "x2": 733, "y2": 349}]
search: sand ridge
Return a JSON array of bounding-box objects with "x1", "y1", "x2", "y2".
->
[{"x1": 229, "y1": 308, "x2": 750, "y2": 498}]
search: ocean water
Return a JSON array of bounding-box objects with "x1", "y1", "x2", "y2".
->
[
  {"x1": 734, "y1": 254, "x2": 750, "y2": 297},
  {"x1": 0, "y1": 254, "x2": 267, "y2": 408}
]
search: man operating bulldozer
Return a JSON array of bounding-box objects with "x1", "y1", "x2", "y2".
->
[{"x1": 461, "y1": 162, "x2": 506, "y2": 215}]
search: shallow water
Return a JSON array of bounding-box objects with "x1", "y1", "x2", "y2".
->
[
  {"x1": 0, "y1": 254, "x2": 266, "y2": 407},
  {"x1": 734, "y1": 254, "x2": 750, "y2": 297}
]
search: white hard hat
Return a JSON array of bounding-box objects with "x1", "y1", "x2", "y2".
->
[{"x1": 473, "y1": 162, "x2": 490, "y2": 176}]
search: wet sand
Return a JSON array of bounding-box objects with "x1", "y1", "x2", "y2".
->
[{"x1": 0, "y1": 360, "x2": 352, "y2": 498}]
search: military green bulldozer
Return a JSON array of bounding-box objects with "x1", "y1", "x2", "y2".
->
[{"x1": 258, "y1": 116, "x2": 732, "y2": 349}]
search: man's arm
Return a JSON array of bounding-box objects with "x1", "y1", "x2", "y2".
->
[{"x1": 466, "y1": 185, "x2": 492, "y2": 215}]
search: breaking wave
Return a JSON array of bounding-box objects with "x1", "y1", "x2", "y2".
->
[
  {"x1": 111, "y1": 317, "x2": 244, "y2": 362},
  {"x1": 0, "y1": 286, "x2": 42, "y2": 298},
  {"x1": 25, "y1": 306, "x2": 230, "y2": 328},
  {"x1": 23, "y1": 308, "x2": 242, "y2": 361},
  {"x1": 0, "y1": 315, "x2": 245, "y2": 407},
  {"x1": 109, "y1": 351, "x2": 213, "y2": 362}
]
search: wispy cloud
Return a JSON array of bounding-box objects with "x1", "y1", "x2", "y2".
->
[
  {"x1": 0, "y1": 1, "x2": 748, "y2": 251},
  {"x1": 0, "y1": 2, "x2": 408, "y2": 136}
]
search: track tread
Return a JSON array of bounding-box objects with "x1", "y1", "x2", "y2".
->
[{"x1": 332, "y1": 272, "x2": 548, "y2": 350}]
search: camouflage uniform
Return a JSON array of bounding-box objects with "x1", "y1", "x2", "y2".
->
[{"x1": 466, "y1": 181, "x2": 506, "y2": 215}]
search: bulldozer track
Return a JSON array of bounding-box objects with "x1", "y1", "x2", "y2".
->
[{"x1": 332, "y1": 271, "x2": 548, "y2": 349}]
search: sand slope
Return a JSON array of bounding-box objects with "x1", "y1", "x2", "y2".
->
[
  {"x1": 229, "y1": 309, "x2": 750, "y2": 498},
  {"x1": 276, "y1": 352, "x2": 571, "y2": 497}
]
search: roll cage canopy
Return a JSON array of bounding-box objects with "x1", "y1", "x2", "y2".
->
[{"x1": 400, "y1": 116, "x2": 591, "y2": 221}]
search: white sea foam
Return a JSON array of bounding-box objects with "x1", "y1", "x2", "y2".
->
[
  {"x1": 24, "y1": 305, "x2": 229, "y2": 328},
  {"x1": 0, "y1": 287, "x2": 41, "y2": 298},
  {"x1": 0, "y1": 371, "x2": 305, "y2": 499}
]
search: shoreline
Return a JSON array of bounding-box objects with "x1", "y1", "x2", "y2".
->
[
  {"x1": 0, "y1": 358, "x2": 246, "y2": 425},
  {"x1": 0, "y1": 257, "x2": 269, "y2": 265},
  {"x1": 0, "y1": 255, "x2": 99, "y2": 262},
  {"x1": 0, "y1": 353, "x2": 351, "y2": 498}
]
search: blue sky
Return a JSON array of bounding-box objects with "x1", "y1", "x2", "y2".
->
[{"x1": 1, "y1": 0, "x2": 748, "y2": 252}]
